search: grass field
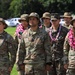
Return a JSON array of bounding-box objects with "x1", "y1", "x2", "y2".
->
[
  {"x1": 5, "y1": 27, "x2": 18, "y2": 75},
  {"x1": 5, "y1": 27, "x2": 16, "y2": 36}
]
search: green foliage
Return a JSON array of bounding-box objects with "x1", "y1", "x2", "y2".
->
[
  {"x1": 9, "y1": 0, "x2": 22, "y2": 17},
  {"x1": 0, "y1": 0, "x2": 74, "y2": 19},
  {"x1": 0, "y1": 0, "x2": 12, "y2": 19}
]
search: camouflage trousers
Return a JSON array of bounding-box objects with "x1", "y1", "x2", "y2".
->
[
  {"x1": 0, "y1": 65, "x2": 10, "y2": 75},
  {"x1": 16, "y1": 46, "x2": 25, "y2": 75},
  {"x1": 25, "y1": 63, "x2": 47, "y2": 75},
  {"x1": 16, "y1": 64, "x2": 25, "y2": 75},
  {"x1": 66, "y1": 69, "x2": 75, "y2": 75},
  {"x1": 18, "y1": 70, "x2": 25, "y2": 75},
  {"x1": 50, "y1": 60, "x2": 66, "y2": 75}
]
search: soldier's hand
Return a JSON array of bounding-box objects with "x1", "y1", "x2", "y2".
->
[
  {"x1": 45, "y1": 65, "x2": 52, "y2": 71},
  {"x1": 8, "y1": 67, "x2": 12, "y2": 72},
  {"x1": 19, "y1": 64, "x2": 25, "y2": 71},
  {"x1": 64, "y1": 64, "x2": 68, "y2": 70}
]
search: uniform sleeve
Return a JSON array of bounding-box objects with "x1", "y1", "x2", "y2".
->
[
  {"x1": 63, "y1": 33, "x2": 70, "y2": 64},
  {"x1": 7, "y1": 35, "x2": 17, "y2": 69},
  {"x1": 17, "y1": 37, "x2": 26, "y2": 65},
  {"x1": 44, "y1": 33, "x2": 52, "y2": 65}
]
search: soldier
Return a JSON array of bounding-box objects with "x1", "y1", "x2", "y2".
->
[
  {"x1": 0, "y1": 18, "x2": 17, "y2": 75},
  {"x1": 40, "y1": 12, "x2": 51, "y2": 33},
  {"x1": 63, "y1": 18, "x2": 75, "y2": 75},
  {"x1": 49, "y1": 13, "x2": 68, "y2": 75},
  {"x1": 63, "y1": 12, "x2": 73, "y2": 29},
  {"x1": 17, "y1": 12, "x2": 52, "y2": 75},
  {"x1": 15, "y1": 14, "x2": 29, "y2": 75}
]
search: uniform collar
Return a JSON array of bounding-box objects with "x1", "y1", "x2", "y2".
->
[
  {"x1": 44, "y1": 24, "x2": 51, "y2": 28},
  {"x1": 29, "y1": 27, "x2": 40, "y2": 35},
  {"x1": 51, "y1": 25, "x2": 60, "y2": 33},
  {"x1": 0, "y1": 31, "x2": 5, "y2": 35}
]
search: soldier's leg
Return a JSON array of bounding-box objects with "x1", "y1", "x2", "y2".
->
[
  {"x1": 17, "y1": 65, "x2": 25, "y2": 75},
  {"x1": 49, "y1": 64, "x2": 56, "y2": 75},
  {"x1": 18, "y1": 70, "x2": 25, "y2": 75},
  {"x1": 66, "y1": 69, "x2": 75, "y2": 75},
  {"x1": 25, "y1": 64, "x2": 34, "y2": 75},
  {"x1": 34, "y1": 63, "x2": 46, "y2": 75},
  {"x1": 60, "y1": 61, "x2": 66, "y2": 75},
  {"x1": 25, "y1": 63, "x2": 46, "y2": 75},
  {"x1": 55, "y1": 60, "x2": 66, "y2": 75},
  {"x1": 0, "y1": 67, "x2": 10, "y2": 75}
]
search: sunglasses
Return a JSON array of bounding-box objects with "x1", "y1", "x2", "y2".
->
[{"x1": 51, "y1": 20, "x2": 58, "y2": 22}]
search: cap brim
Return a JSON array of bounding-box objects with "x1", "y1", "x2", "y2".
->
[
  {"x1": 29, "y1": 16, "x2": 39, "y2": 20},
  {"x1": 18, "y1": 18, "x2": 27, "y2": 22},
  {"x1": 42, "y1": 17, "x2": 50, "y2": 19},
  {"x1": 63, "y1": 16, "x2": 72, "y2": 18},
  {"x1": 0, "y1": 21, "x2": 8, "y2": 29}
]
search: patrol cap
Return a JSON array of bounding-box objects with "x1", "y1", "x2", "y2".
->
[
  {"x1": 29, "y1": 12, "x2": 40, "y2": 20},
  {"x1": 63, "y1": 12, "x2": 72, "y2": 18},
  {"x1": 51, "y1": 13, "x2": 60, "y2": 21},
  {"x1": 19, "y1": 14, "x2": 29, "y2": 22},
  {"x1": 0, "y1": 18, "x2": 8, "y2": 29},
  {"x1": 42, "y1": 12, "x2": 51, "y2": 19}
]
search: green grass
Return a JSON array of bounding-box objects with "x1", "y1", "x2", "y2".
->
[
  {"x1": 10, "y1": 65, "x2": 18, "y2": 75},
  {"x1": 5, "y1": 27, "x2": 18, "y2": 75},
  {"x1": 5, "y1": 27, "x2": 16, "y2": 36}
]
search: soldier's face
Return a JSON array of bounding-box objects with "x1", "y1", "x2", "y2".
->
[
  {"x1": 0, "y1": 22, "x2": 5, "y2": 32},
  {"x1": 29, "y1": 17, "x2": 39, "y2": 27},
  {"x1": 43, "y1": 18, "x2": 50, "y2": 26},
  {"x1": 21, "y1": 20, "x2": 28, "y2": 28},
  {"x1": 64, "y1": 17, "x2": 72, "y2": 23},
  {"x1": 51, "y1": 19, "x2": 60, "y2": 26}
]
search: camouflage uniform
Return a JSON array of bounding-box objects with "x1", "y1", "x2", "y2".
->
[
  {"x1": 49, "y1": 25, "x2": 68, "y2": 75},
  {"x1": 63, "y1": 23, "x2": 72, "y2": 30},
  {"x1": 63, "y1": 12, "x2": 73, "y2": 30},
  {"x1": 15, "y1": 14, "x2": 29, "y2": 75},
  {"x1": 41, "y1": 12, "x2": 51, "y2": 33},
  {"x1": 17, "y1": 28, "x2": 52, "y2": 75},
  {"x1": 0, "y1": 31, "x2": 17, "y2": 75},
  {"x1": 40, "y1": 25, "x2": 51, "y2": 33},
  {"x1": 63, "y1": 32, "x2": 75, "y2": 75}
]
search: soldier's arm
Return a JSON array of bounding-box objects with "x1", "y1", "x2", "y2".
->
[
  {"x1": 63, "y1": 34, "x2": 70, "y2": 64},
  {"x1": 14, "y1": 35, "x2": 19, "y2": 45},
  {"x1": 17, "y1": 37, "x2": 26, "y2": 65},
  {"x1": 44, "y1": 33, "x2": 52, "y2": 65},
  {"x1": 7, "y1": 35, "x2": 17, "y2": 69}
]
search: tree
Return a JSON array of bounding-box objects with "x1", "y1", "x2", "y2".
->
[
  {"x1": 0, "y1": 0, "x2": 12, "y2": 19},
  {"x1": 0, "y1": 0, "x2": 74, "y2": 18},
  {"x1": 9, "y1": 0, "x2": 22, "y2": 17}
]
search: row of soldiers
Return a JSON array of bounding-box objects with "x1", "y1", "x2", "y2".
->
[{"x1": 0, "y1": 12, "x2": 75, "y2": 75}]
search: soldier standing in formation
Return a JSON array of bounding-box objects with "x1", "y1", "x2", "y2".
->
[
  {"x1": 49, "y1": 13, "x2": 68, "y2": 75},
  {"x1": 15, "y1": 14, "x2": 29, "y2": 75},
  {"x1": 17, "y1": 12, "x2": 52, "y2": 75},
  {"x1": 40, "y1": 12, "x2": 51, "y2": 33},
  {"x1": 0, "y1": 18, "x2": 17, "y2": 75},
  {"x1": 63, "y1": 12, "x2": 73, "y2": 29},
  {"x1": 63, "y1": 18, "x2": 75, "y2": 75}
]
